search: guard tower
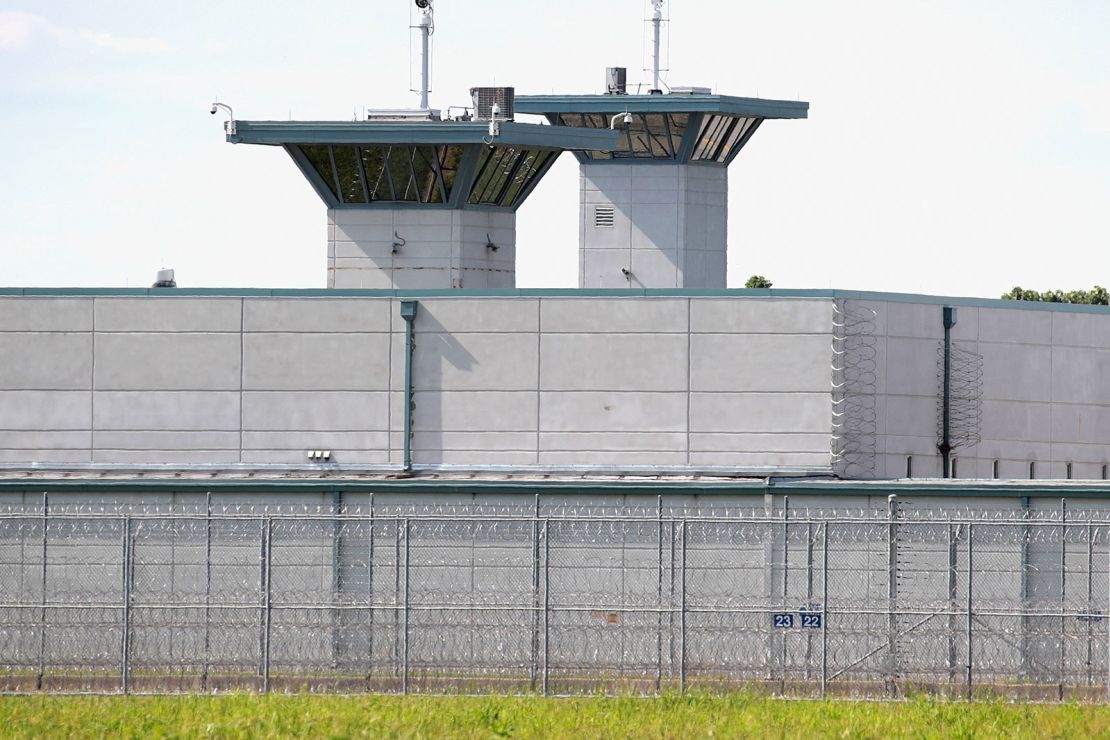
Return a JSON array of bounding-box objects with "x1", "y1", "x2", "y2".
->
[
  {"x1": 220, "y1": 0, "x2": 618, "y2": 289},
  {"x1": 229, "y1": 120, "x2": 616, "y2": 288},
  {"x1": 515, "y1": 91, "x2": 808, "y2": 288}
]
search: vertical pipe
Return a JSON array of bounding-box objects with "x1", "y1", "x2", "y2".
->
[
  {"x1": 202, "y1": 491, "x2": 212, "y2": 692},
  {"x1": 36, "y1": 492, "x2": 47, "y2": 691},
  {"x1": 887, "y1": 494, "x2": 897, "y2": 696},
  {"x1": 966, "y1": 522, "x2": 973, "y2": 700},
  {"x1": 940, "y1": 306, "x2": 957, "y2": 478},
  {"x1": 121, "y1": 516, "x2": 132, "y2": 695},
  {"x1": 262, "y1": 518, "x2": 273, "y2": 694},
  {"x1": 542, "y1": 518, "x2": 550, "y2": 697},
  {"x1": 402, "y1": 518, "x2": 410, "y2": 695},
  {"x1": 400, "y1": 301, "x2": 419, "y2": 474},
  {"x1": 679, "y1": 520, "x2": 687, "y2": 694},
  {"x1": 820, "y1": 521, "x2": 828, "y2": 699}
]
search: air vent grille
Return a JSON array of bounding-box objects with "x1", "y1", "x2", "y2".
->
[{"x1": 594, "y1": 206, "x2": 615, "y2": 228}]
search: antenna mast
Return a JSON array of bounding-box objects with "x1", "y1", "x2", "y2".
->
[
  {"x1": 650, "y1": 0, "x2": 664, "y2": 93},
  {"x1": 413, "y1": 0, "x2": 435, "y2": 109}
]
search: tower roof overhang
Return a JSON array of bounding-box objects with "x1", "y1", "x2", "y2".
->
[
  {"x1": 227, "y1": 120, "x2": 621, "y2": 210},
  {"x1": 514, "y1": 94, "x2": 808, "y2": 165}
]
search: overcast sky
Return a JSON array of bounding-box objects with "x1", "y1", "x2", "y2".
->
[{"x1": 1, "y1": 1, "x2": 1108, "y2": 296}]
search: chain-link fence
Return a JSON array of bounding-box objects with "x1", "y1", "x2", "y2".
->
[{"x1": 2, "y1": 498, "x2": 1109, "y2": 698}]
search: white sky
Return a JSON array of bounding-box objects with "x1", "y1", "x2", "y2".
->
[{"x1": 1, "y1": 1, "x2": 1108, "y2": 297}]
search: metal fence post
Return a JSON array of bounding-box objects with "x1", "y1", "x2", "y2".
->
[
  {"x1": 36, "y1": 492, "x2": 47, "y2": 692},
  {"x1": 202, "y1": 492, "x2": 212, "y2": 692},
  {"x1": 530, "y1": 494, "x2": 540, "y2": 690},
  {"x1": 262, "y1": 517, "x2": 272, "y2": 694},
  {"x1": 966, "y1": 522, "x2": 973, "y2": 700},
  {"x1": 679, "y1": 519, "x2": 687, "y2": 694},
  {"x1": 656, "y1": 494, "x2": 664, "y2": 692},
  {"x1": 1087, "y1": 522, "x2": 1094, "y2": 687},
  {"x1": 805, "y1": 519, "x2": 814, "y2": 683},
  {"x1": 821, "y1": 521, "x2": 828, "y2": 698},
  {"x1": 121, "y1": 516, "x2": 132, "y2": 694},
  {"x1": 887, "y1": 494, "x2": 898, "y2": 696},
  {"x1": 367, "y1": 493, "x2": 375, "y2": 684},
  {"x1": 402, "y1": 518, "x2": 410, "y2": 695},
  {"x1": 1059, "y1": 499, "x2": 1067, "y2": 700},
  {"x1": 947, "y1": 522, "x2": 957, "y2": 684},
  {"x1": 542, "y1": 518, "x2": 550, "y2": 697},
  {"x1": 781, "y1": 497, "x2": 789, "y2": 693}
]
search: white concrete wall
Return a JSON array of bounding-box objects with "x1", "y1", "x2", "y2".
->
[
  {"x1": 579, "y1": 164, "x2": 727, "y2": 288},
  {"x1": 851, "y1": 299, "x2": 1110, "y2": 480},
  {"x1": 0, "y1": 296, "x2": 833, "y2": 471},
  {"x1": 329, "y1": 209, "x2": 516, "y2": 289}
]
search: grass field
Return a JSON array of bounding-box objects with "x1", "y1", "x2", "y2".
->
[{"x1": 2, "y1": 693, "x2": 1110, "y2": 738}]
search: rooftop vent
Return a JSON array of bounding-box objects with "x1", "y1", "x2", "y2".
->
[
  {"x1": 365, "y1": 108, "x2": 441, "y2": 122},
  {"x1": 152, "y1": 268, "x2": 176, "y2": 288},
  {"x1": 670, "y1": 85, "x2": 713, "y2": 95},
  {"x1": 470, "y1": 87, "x2": 514, "y2": 121},
  {"x1": 605, "y1": 67, "x2": 627, "y2": 95}
]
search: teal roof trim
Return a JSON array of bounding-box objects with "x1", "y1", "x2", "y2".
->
[
  {"x1": 2, "y1": 287, "x2": 1109, "y2": 315},
  {"x1": 230, "y1": 121, "x2": 620, "y2": 151},
  {"x1": 516, "y1": 94, "x2": 809, "y2": 119},
  {"x1": 3, "y1": 476, "x2": 1110, "y2": 498}
]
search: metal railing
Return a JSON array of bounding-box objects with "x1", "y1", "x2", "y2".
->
[{"x1": 1, "y1": 497, "x2": 1109, "y2": 698}]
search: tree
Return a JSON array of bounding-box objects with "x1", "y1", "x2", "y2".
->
[
  {"x1": 745, "y1": 275, "x2": 773, "y2": 289},
  {"x1": 1002, "y1": 286, "x2": 1109, "y2": 305}
]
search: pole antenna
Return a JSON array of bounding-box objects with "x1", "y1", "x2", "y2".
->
[
  {"x1": 646, "y1": 0, "x2": 668, "y2": 93},
  {"x1": 412, "y1": 0, "x2": 435, "y2": 109}
]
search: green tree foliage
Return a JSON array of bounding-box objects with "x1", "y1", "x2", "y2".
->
[
  {"x1": 1002, "y1": 286, "x2": 1109, "y2": 305},
  {"x1": 745, "y1": 275, "x2": 773, "y2": 289}
]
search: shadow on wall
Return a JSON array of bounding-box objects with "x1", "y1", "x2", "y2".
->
[{"x1": 412, "y1": 310, "x2": 478, "y2": 465}]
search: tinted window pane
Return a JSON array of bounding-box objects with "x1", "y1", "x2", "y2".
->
[
  {"x1": 504, "y1": 149, "x2": 556, "y2": 207},
  {"x1": 719, "y1": 117, "x2": 759, "y2": 162},
  {"x1": 413, "y1": 146, "x2": 442, "y2": 203},
  {"x1": 359, "y1": 146, "x2": 389, "y2": 200},
  {"x1": 469, "y1": 147, "x2": 517, "y2": 205},
  {"x1": 387, "y1": 146, "x2": 418, "y2": 201},
  {"x1": 298, "y1": 145, "x2": 338, "y2": 199},
  {"x1": 667, "y1": 114, "x2": 690, "y2": 154},
  {"x1": 332, "y1": 146, "x2": 366, "y2": 203},
  {"x1": 438, "y1": 145, "x2": 465, "y2": 200}
]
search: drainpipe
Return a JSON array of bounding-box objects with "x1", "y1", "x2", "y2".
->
[
  {"x1": 939, "y1": 306, "x2": 957, "y2": 478},
  {"x1": 400, "y1": 300, "x2": 419, "y2": 474}
]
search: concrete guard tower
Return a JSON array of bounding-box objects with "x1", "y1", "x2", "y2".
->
[
  {"x1": 230, "y1": 121, "x2": 617, "y2": 289},
  {"x1": 515, "y1": 93, "x2": 808, "y2": 288}
]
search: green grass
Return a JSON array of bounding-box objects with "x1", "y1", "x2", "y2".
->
[{"x1": 3, "y1": 693, "x2": 1110, "y2": 739}]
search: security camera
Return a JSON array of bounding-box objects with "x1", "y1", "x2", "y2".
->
[
  {"x1": 210, "y1": 105, "x2": 217, "y2": 115},
  {"x1": 415, "y1": 0, "x2": 430, "y2": 7},
  {"x1": 623, "y1": 112, "x2": 633, "y2": 125}
]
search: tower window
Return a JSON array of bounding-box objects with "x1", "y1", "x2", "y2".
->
[
  {"x1": 992, "y1": 460, "x2": 1000, "y2": 479},
  {"x1": 1066, "y1": 462, "x2": 1073, "y2": 480},
  {"x1": 1029, "y1": 461, "x2": 1036, "y2": 480},
  {"x1": 905, "y1": 456, "x2": 913, "y2": 478}
]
